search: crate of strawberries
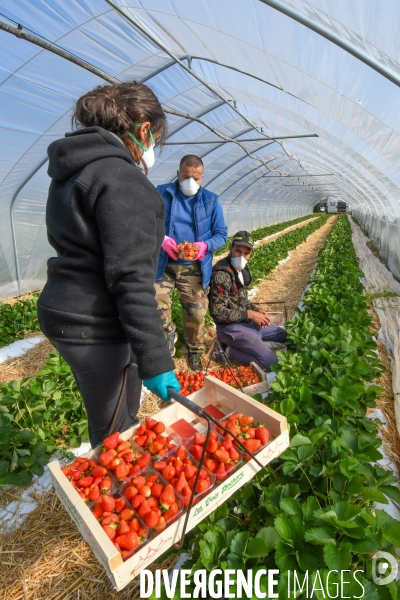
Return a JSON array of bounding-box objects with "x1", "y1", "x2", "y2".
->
[
  {"x1": 176, "y1": 364, "x2": 269, "y2": 397},
  {"x1": 48, "y1": 374, "x2": 288, "y2": 591}
]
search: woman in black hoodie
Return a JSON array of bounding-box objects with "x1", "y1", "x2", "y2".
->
[{"x1": 38, "y1": 82, "x2": 180, "y2": 448}]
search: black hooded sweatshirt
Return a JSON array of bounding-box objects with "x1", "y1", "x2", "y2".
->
[{"x1": 38, "y1": 126, "x2": 174, "y2": 380}]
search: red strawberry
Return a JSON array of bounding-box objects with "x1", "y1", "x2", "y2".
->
[
  {"x1": 153, "y1": 422, "x2": 166, "y2": 435},
  {"x1": 100, "y1": 476, "x2": 112, "y2": 494},
  {"x1": 114, "y1": 497, "x2": 126, "y2": 513},
  {"x1": 184, "y1": 464, "x2": 197, "y2": 480},
  {"x1": 99, "y1": 449, "x2": 117, "y2": 466},
  {"x1": 129, "y1": 465, "x2": 141, "y2": 476},
  {"x1": 78, "y1": 476, "x2": 93, "y2": 488},
  {"x1": 155, "y1": 516, "x2": 166, "y2": 532},
  {"x1": 159, "y1": 484, "x2": 175, "y2": 512},
  {"x1": 76, "y1": 460, "x2": 90, "y2": 472},
  {"x1": 145, "y1": 417, "x2": 157, "y2": 430},
  {"x1": 162, "y1": 465, "x2": 176, "y2": 481},
  {"x1": 196, "y1": 479, "x2": 209, "y2": 493},
  {"x1": 116, "y1": 441, "x2": 131, "y2": 453},
  {"x1": 118, "y1": 519, "x2": 131, "y2": 535},
  {"x1": 92, "y1": 465, "x2": 107, "y2": 478},
  {"x1": 146, "y1": 431, "x2": 157, "y2": 444},
  {"x1": 89, "y1": 485, "x2": 100, "y2": 502},
  {"x1": 176, "y1": 445, "x2": 187, "y2": 460},
  {"x1": 206, "y1": 439, "x2": 218, "y2": 454},
  {"x1": 108, "y1": 457, "x2": 123, "y2": 470},
  {"x1": 255, "y1": 427, "x2": 270, "y2": 445},
  {"x1": 239, "y1": 416, "x2": 253, "y2": 426},
  {"x1": 102, "y1": 514, "x2": 119, "y2": 527},
  {"x1": 198, "y1": 468, "x2": 207, "y2": 480},
  {"x1": 151, "y1": 483, "x2": 164, "y2": 499},
  {"x1": 182, "y1": 486, "x2": 191, "y2": 498},
  {"x1": 115, "y1": 463, "x2": 130, "y2": 480},
  {"x1": 136, "y1": 424, "x2": 146, "y2": 435},
  {"x1": 101, "y1": 494, "x2": 116, "y2": 512},
  {"x1": 130, "y1": 518, "x2": 140, "y2": 532},
  {"x1": 213, "y1": 448, "x2": 230, "y2": 464},
  {"x1": 222, "y1": 438, "x2": 233, "y2": 450},
  {"x1": 138, "y1": 502, "x2": 152, "y2": 518},
  {"x1": 153, "y1": 460, "x2": 167, "y2": 472},
  {"x1": 120, "y1": 451, "x2": 135, "y2": 464},
  {"x1": 124, "y1": 485, "x2": 138, "y2": 501},
  {"x1": 145, "y1": 509, "x2": 162, "y2": 528},
  {"x1": 229, "y1": 447, "x2": 240, "y2": 461},
  {"x1": 244, "y1": 438, "x2": 262, "y2": 459},
  {"x1": 103, "y1": 431, "x2": 120, "y2": 450},
  {"x1": 174, "y1": 457, "x2": 184, "y2": 475},
  {"x1": 246, "y1": 428, "x2": 256, "y2": 439},
  {"x1": 137, "y1": 485, "x2": 151, "y2": 498},
  {"x1": 204, "y1": 458, "x2": 217, "y2": 473},
  {"x1": 120, "y1": 508, "x2": 134, "y2": 521},
  {"x1": 163, "y1": 502, "x2": 179, "y2": 521},
  {"x1": 175, "y1": 472, "x2": 187, "y2": 493},
  {"x1": 191, "y1": 445, "x2": 203, "y2": 461},
  {"x1": 148, "y1": 496, "x2": 159, "y2": 508},
  {"x1": 132, "y1": 475, "x2": 145, "y2": 487},
  {"x1": 194, "y1": 433, "x2": 206, "y2": 446},
  {"x1": 154, "y1": 435, "x2": 167, "y2": 446},
  {"x1": 146, "y1": 474, "x2": 159, "y2": 484},
  {"x1": 103, "y1": 525, "x2": 116, "y2": 540},
  {"x1": 115, "y1": 532, "x2": 139, "y2": 551},
  {"x1": 148, "y1": 442, "x2": 163, "y2": 454},
  {"x1": 215, "y1": 463, "x2": 226, "y2": 479},
  {"x1": 132, "y1": 495, "x2": 145, "y2": 509},
  {"x1": 92, "y1": 501, "x2": 103, "y2": 519},
  {"x1": 135, "y1": 435, "x2": 147, "y2": 447}
]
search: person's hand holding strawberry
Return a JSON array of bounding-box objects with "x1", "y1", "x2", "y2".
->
[
  {"x1": 194, "y1": 241, "x2": 208, "y2": 261},
  {"x1": 162, "y1": 236, "x2": 179, "y2": 260}
]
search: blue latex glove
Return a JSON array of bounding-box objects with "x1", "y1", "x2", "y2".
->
[{"x1": 143, "y1": 371, "x2": 180, "y2": 403}]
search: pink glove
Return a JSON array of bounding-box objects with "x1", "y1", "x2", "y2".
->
[
  {"x1": 162, "y1": 236, "x2": 178, "y2": 260},
  {"x1": 194, "y1": 241, "x2": 208, "y2": 261}
]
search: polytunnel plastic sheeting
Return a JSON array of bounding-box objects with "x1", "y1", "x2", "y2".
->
[{"x1": 0, "y1": 0, "x2": 400, "y2": 298}]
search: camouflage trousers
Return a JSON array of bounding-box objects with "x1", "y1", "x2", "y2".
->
[{"x1": 154, "y1": 262, "x2": 209, "y2": 353}]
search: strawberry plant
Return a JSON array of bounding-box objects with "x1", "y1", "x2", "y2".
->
[
  {"x1": 161, "y1": 216, "x2": 400, "y2": 599},
  {"x1": 0, "y1": 351, "x2": 88, "y2": 485},
  {"x1": 215, "y1": 214, "x2": 316, "y2": 256},
  {"x1": 247, "y1": 214, "x2": 329, "y2": 286},
  {"x1": 0, "y1": 292, "x2": 40, "y2": 347}
]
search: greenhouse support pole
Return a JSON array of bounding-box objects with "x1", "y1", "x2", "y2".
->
[{"x1": 259, "y1": 0, "x2": 400, "y2": 87}]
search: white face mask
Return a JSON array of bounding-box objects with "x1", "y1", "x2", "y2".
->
[
  {"x1": 141, "y1": 143, "x2": 155, "y2": 170},
  {"x1": 231, "y1": 255, "x2": 248, "y2": 270},
  {"x1": 127, "y1": 130, "x2": 155, "y2": 170},
  {"x1": 180, "y1": 177, "x2": 200, "y2": 196}
]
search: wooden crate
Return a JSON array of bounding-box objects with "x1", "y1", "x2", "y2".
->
[{"x1": 48, "y1": 376, "x2": 288, "y2": 591}]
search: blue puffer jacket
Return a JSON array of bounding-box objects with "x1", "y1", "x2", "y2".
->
[{"x1": 156, "y1": 180, "x2": 227, "y2": 288}]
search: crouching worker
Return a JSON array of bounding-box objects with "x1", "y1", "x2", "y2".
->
[{"x1": 209, "y1": 231, "x2": 287, "y2": 372}]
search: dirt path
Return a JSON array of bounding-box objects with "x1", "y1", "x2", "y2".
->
[
  {"x1": 252, "y1": 215, "x2": 337, "y2": 318},
  {"x1": 213, "y1": 216, "x2": 319, "y2": 263}
]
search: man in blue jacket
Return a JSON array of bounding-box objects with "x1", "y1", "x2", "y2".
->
[{"x1": 155, "y1": 155, "x2": 227, "y2": 371}]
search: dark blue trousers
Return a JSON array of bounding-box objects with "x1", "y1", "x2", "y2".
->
[{"x1": 216, "y1": 321, "x2": 287, "y2": 372}]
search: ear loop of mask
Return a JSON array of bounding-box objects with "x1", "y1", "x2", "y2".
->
[{"x1": 127, "y1": 128, "x2": 154, "y2": 152}]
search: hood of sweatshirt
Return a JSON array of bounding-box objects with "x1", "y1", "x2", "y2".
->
[{"x1": 47, "y1": 126, "x2": 135, "y2": 181}]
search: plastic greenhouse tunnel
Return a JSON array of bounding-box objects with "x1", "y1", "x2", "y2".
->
[{"x1": 1, "y1": 1, "x2": 400, "y2": 598}]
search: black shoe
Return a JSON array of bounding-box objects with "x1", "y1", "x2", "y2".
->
[
  {"x1": 188, "y1": 352, "x2": 202, "y2": 372},
  {"x1": 166, "y1": 332, "x2": 178, "y2": 357}
]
